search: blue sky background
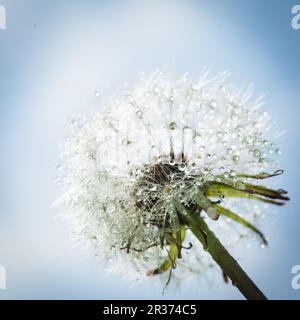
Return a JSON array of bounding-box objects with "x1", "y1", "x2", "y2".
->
[{"x1": 0, "y1": 0, "x2": 300, "y2": 299}]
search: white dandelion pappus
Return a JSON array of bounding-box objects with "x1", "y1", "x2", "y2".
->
[{"x1": 53, "y1": 70, "x2": 288, "y2": 290}]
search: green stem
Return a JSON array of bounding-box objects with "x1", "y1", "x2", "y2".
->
[{"x1": 180, "y1": 209, "x2": 267, "y2": 300}]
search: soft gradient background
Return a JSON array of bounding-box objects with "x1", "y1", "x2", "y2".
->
[{"x1": 0, "y1": 0, "x2": 299, "y2": 299}]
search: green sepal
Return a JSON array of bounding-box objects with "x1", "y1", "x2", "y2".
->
[
  {"x1": 213, "y1": 204, "x2": 267, "y2": 245},
  {"x1": 205, "y1": 182, "x2": 287, "y2": 205}
]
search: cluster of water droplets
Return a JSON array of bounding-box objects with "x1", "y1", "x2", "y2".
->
[{"x1": 53, "y1": 70, "x2": 282, "y2": 283}]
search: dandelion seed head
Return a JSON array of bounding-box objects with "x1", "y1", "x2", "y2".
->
[{"x1": 54, "y1": 71, "x2": 282, "y2": 284}]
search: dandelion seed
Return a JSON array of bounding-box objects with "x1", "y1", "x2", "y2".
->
[{"x1": 54, "y1": 71, "x2": 289, "y2": 299}]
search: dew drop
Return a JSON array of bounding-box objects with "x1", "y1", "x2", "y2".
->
[
  {"x1": 235, "y1": 126, "x2": 243, "y2": 134},
  {"x1": 178, "y1": 163, "x2": 186, "y2": 171},
  {"x1": 107, "y1": 204, "x2": 116, "y2": 213},
  {"x1": 70, "y1": 119, "x2": 78, "y2": 127},
  {"x1": 229, "y1": 170, "x2": 236, "y2": 178},
  {"x1": 219, "y1": 166, "x2": 225, "y2": 173},
  {"x1": 122, "y1": 138, "x2": 131, "y2": 146},
  {"x1": 207, "y1": 207, "x2": 219, "y2": 220},
  {"x1": 252, "y1": 149, "x2": 261, "y2": 158},
  {"x1": 179, "y1": 182, "x2": 185, "y2": 189},
  {"x1": 169, "y1": 159, "x2": 175, "y2": 166},
  {"x1": 232, "y1": 155, "x2": 240, "y2": 162},
  {"x1": 196, "y1": 180, "x2": 202, "y2": 186},
  {"x1": 150, "y1": 185, "x2": 157, "y2": 191},
  {"x1": 227, "y1": 148, "x2": 233, "y2": 155},
  {"x1": 169, "y1": 122, "x2": 177, "y2": 131},
  {"x1": 203, "y1": 166, "x2": 209, "y2": 173},
  {"x1": 274, "y1": 169, "x2": 284, "y2": 175},
  {"x1": 216, "y1": 131, "x2": 223, "y2": 139},
  {"x1": 245, "y1": 135, "x2": 254, "y2": 146},
  {"x1": 259, "y1": 158, "x2": 268, "y2": 166},
  {"x1": 209, "y1": 100, "x2": 217, "y2": 108}
]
